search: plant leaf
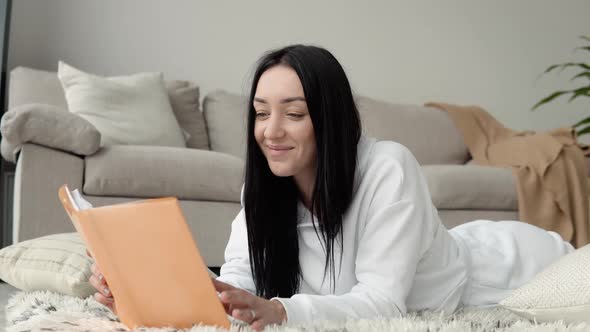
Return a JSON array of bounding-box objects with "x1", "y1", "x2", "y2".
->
[
  {"x1": 532, "y1": 90, "x2": 571, "y2": 110},
  {"x1": 576, "y1": 125, "x2": 590, "y2": 137},
  {"x1": 543, "y1": 64, "x2": 561, "y2": 74},
  {"x1": 572, "y1": 117, "x2": 590, "y2": 128},
  {"x1": 567, "y1": 86, "x2": 590, "y2": 102},
  {"x1": 571, "y1": 71, "x2": 590, "y2": 81},
  {"x1": 543, "y1": 62, "x2": 590, "y2": 74},
  {"x1": 580, "y1": 35, "x2": 590, "y2": 42},
  {"x1": 575, "y1": 46, "x2": 590, "y2": 52}
]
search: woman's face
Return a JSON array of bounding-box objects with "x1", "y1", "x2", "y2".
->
[{"x1": 253, "y1": 65, "x2": 317, "y2": 179}]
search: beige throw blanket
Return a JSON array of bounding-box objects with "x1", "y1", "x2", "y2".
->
[{"x1": 426, "y1": 102, "x2": 589, "y2": 248}]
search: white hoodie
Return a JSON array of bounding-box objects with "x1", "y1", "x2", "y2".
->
[{"x1": 217, "y1": 136, "x2": 470, "y2": 323}]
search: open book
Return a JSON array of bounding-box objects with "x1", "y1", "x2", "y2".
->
[{"x1": 58, "y1": 185, "x2": 230, "y2": 329}]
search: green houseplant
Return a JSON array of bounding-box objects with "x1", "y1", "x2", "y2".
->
[{"x1": 532, "y1": 35, "x2": 590, "y2": 137}]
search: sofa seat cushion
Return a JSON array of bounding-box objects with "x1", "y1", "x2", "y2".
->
[
  {"x1": 422, "y1": 164, "x2": 518, "y2": 210},
  {"x1": 84, "y1": 145, "x2": 243, "y2": 202}
]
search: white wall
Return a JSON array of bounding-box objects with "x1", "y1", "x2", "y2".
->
[{"x1": 7, "y1": 0, "x2": 590, "y2": 132}]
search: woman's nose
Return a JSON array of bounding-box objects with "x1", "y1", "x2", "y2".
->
[{"x1": 264, "y1": 114, "x2": 285, "y2": 138}]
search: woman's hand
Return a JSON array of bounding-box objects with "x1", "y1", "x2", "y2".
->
[
  {"x1": 87, "y1": 250, "x2": 117, "y2": 313},
  {"x1": 213, "y1": 279, "x2": 287, "y2": 331}
]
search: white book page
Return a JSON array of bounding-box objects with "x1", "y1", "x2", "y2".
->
[
  {"x1": 64, "y1": 186, "x2": 94, "y2": 211},
  {"x1": 64, "y1": 186, "x2": 80, "y2": 211},
  {"x1": 72, "y1": 189, "x2": 93, "y2": 210}
]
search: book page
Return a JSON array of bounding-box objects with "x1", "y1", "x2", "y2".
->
[
  {"x1": 72, "y1": 189, "x2": 93, "y2": 210},
  {"x1": 64, "y1": 185, "x2": 93, "y2": 211}
]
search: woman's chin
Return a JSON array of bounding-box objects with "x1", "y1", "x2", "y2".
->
[{"x1": 268, "y1": 164, "x2": 295, "y2": 177}]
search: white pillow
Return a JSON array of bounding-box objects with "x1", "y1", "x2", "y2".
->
[
  {"x1": 500, "y1": 244, "x2": 590, "y2": 323},
  {"x1": 57, "y1": 61, "x2": 186, "y2": 147},
  {"x1": 0, "y1": 233, "x2": 95, "y2": 297}
]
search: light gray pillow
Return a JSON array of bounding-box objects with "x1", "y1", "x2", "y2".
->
[
  {"x1": 58, "y1": 61, "x2": 186, "y2": 148},
  {"x1": 0, "y1": 231, "x2": 219, "y2": 298},
  {"x1": 0, "y1": 103, "x2": 101, "y2": 162},
  {"x1": 500, "y1": 244, "x2": 590, "y2": 323},
  {"x1": 0, "y1": 233, "x2": 95, "y2": 297}
]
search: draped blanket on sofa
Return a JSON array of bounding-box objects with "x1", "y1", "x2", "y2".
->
[{"x1": 427, "y1": 102, "x2": 589, "y2": 248}]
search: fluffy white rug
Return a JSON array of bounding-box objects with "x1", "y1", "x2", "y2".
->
[{"x1": 5, "y1": 291, "x2": 590, "y2": 332}]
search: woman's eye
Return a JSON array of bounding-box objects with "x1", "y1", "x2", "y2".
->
[
  {"x1": 255, "y1": 112, "x2": 268, "y2": 118},
  {"x1": 287, "y1": 113, "x2": 304, "y2": 119}
]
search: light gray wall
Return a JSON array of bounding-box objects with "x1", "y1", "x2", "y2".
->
[{"x1": 7, "y1": 0, "x2": 590, "y2": 132}]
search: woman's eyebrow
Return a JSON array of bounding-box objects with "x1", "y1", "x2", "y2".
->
[{"x1": 254, "y1": 97, "x2": 306, "y2": 104}]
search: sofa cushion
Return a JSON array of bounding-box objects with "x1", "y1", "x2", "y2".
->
[
  {"x1": 356, "y1": 97, "x2": 469, "y2": 165},
  {"x1": 422, "y1": 164, "x2": 518, "y2": 210},
  {"x1": 8, "y1": 66, "x2": 208, "y2": 149},
  {"x1": 84, "y1": 145, "x2": 243, "y2": 202},
  {"x1": 202, "y1": 90, "x2": 248, "y2": 159}
]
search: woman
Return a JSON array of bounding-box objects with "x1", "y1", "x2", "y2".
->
[{"x1": 90, "y1": 45, "x2": 574, "y2": 331}]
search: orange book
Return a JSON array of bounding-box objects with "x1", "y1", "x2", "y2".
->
[{"x1": 58, "y1": 184, "x2": 230, "y2": 330}]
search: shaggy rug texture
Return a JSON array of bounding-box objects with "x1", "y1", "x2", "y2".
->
[{"x1": 5, "y1": 291, "x2": 590, "y2": 332}]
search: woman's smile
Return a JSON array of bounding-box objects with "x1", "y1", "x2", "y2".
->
[{"x1": 266, "y1": 144, "x2": 294, "y2": 157}]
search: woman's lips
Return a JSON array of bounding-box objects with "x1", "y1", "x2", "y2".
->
[{"x1": 267, "y1": 145, "x2": 293, "y2": 157}]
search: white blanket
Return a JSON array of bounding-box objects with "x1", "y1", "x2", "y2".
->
[{"x1": 5, "y1": 290, "x2": 589, "y2": 332}]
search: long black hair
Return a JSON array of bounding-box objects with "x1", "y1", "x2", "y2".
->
[{"x1": 244, "y1": 45, "x2": 362, "y2": 299}]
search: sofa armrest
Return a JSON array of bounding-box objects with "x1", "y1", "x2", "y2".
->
[
  {"x1": 12, "y1": 143, "x2": 84, "y2": 244},
  {"x1": 0, "y1": 103, "x2": 101, "y2": 163}
]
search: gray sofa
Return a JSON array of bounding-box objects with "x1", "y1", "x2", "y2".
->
[{"x1": 1, "y1": 67, "x2": 519, "y2": 267}]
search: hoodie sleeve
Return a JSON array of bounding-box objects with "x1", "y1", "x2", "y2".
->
[{"x1": 272, "y1": 143, "x2": 439, "y2": 324}]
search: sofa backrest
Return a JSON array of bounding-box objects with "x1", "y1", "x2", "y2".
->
[
  {"x1": 7, "y1": 66, "x2": 209, "y2": 150},
  {"x1": 356, "y1": 96, "x2": 469, "y2": 165},
  {"x1": 202, "y1": 90, "x2": 249, "y2": 160},
  {"x1": 202, "y1": 91, "x2": 470, "y2": 165},
  {"x1": 9, "y1": 67, "x2": 69, "y2": 110}
]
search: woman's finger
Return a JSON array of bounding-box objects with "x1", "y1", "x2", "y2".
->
[
  {"x1": 94, "y1": 292, "x2": 114, "y2": 306},
  {"x1": 212, "y1": 279, "x2": 236, "y2": 292},
  {"x1": 250, "y1": 320, "x2": 266, "y2": 332},
  {"x1": 89, "y1": 275, "x2": 112, "y2": 298},
  {"x1": 89, "y1": 275, "x2": 101, "y2": 291},
  {"x1": 88, "y1": 274, "x2": 109, "y2": 290},
  {"x1": 232, "y1": 308, "x2": 256, "y2": 324},
  {"x1": 219, "y1": 289, "x2": 255, "y2": 308},
  {"x1": 213, "y1": 279, "x2": 235, "y2": 314},
  {"x1": 90, "y1": 264, "x2": 108, "y2": 286},
  {"x1": 221, "y1": 302, "x2": 231, "y2": 315},
  {"x1": 90, "y1": 264, "x2": 104, "y2": 280}
]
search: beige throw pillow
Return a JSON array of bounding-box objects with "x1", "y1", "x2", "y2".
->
[
  {"x1": 0, "y1": 232, "x2": 219, "y2": 299},
  {"x1": 0, "y1": 233, "x2": 94, "y2": 297},
  {"x1": 165, "y1": 81, "x2": 209, "y2": 150},
  {"x1": 0, "y1": 103, "x2": 101, "y2": 162},
  {"x1": 57, "y1": 61, "x2": 186, "y2": 147},
  {"x1": 500, "y1": 244, "x2": 590, "y2": 323}
]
